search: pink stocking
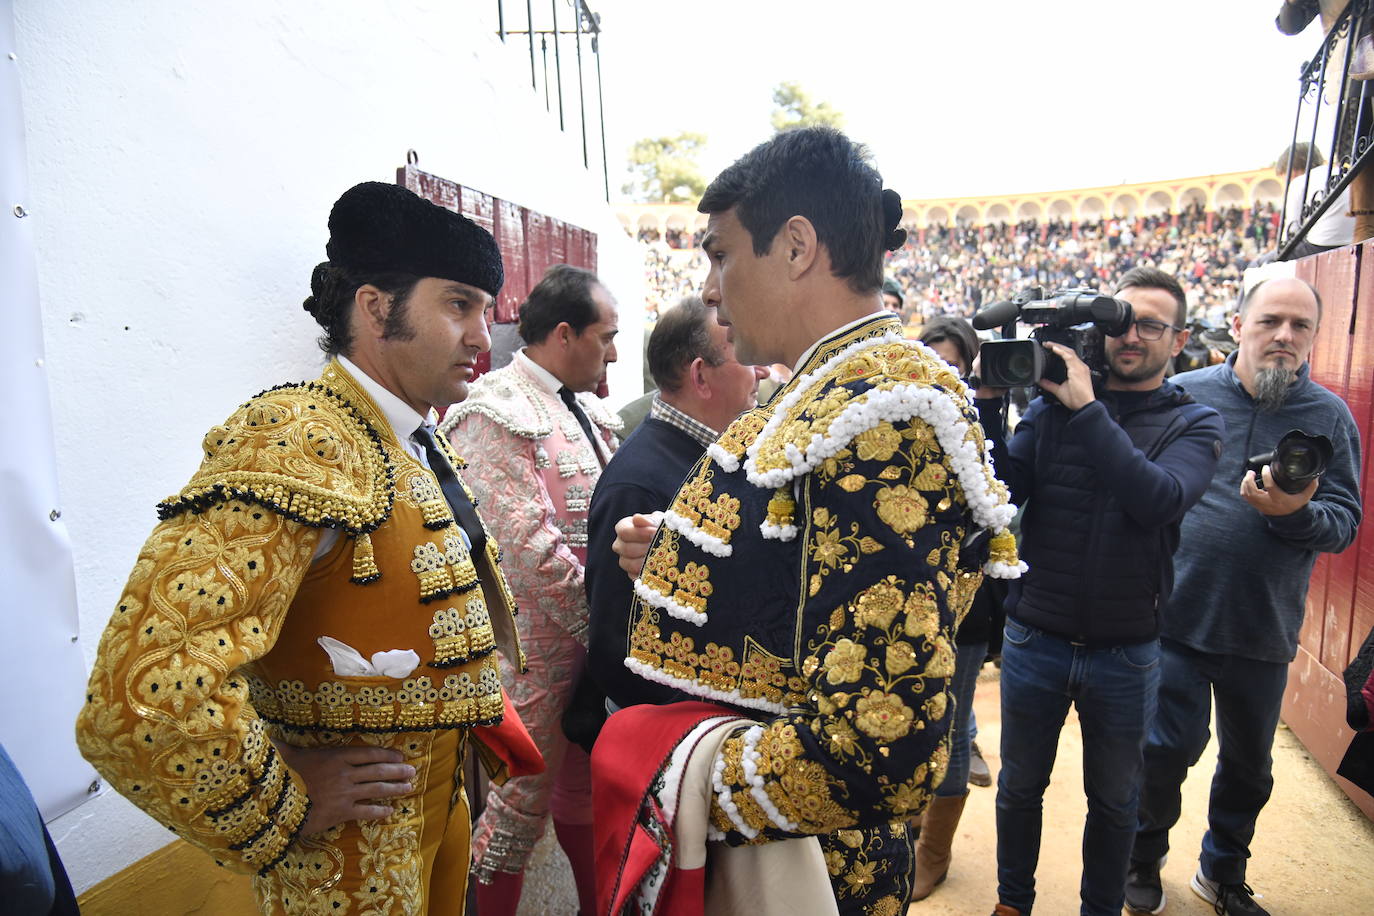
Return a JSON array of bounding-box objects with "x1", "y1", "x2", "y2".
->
[
  {"x1": 473, "y1": 869, "x2": 524, "y2": 916},
  {"x1": 553, "y1": 818, "x2": 597, "y2": 915}
]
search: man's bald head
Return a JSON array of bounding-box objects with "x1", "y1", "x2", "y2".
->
[
  {"x1": 1232, "y1": 277, "x2": 1322, "y2": 410},
  {"x1": 1238, "y1": 277, "x2": 1322, "y2": 323}
]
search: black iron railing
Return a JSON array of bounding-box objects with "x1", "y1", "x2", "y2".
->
[
  {"x1": 1278, "y1": 0, "x2": 1374, "y2": 259},
  {"x1": 495, "y1": 1, "x2": 610, "y2": 202}
]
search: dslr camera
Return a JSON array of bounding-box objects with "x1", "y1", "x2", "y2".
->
[
  {"x1": 1246, "y1": 429, "x2": 1333, "y2": 494},
  {"x1": 972, "y1": 286, "x2": 1134, "y2": 388}
]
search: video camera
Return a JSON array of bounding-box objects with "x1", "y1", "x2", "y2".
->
[{"x1": 972, "y1": 286, "x2": 1134, "y2": 388}]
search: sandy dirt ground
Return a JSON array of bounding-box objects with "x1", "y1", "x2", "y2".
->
[
  {"x1": 517, "y1": 666, "x2": 1374, "y2": 915},
  {"x1": 909, "y1": 668, "x2": 1374, "y2": 915}
]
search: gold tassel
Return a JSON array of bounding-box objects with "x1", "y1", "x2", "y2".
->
[
  {"x1": 766, "y1": 487, "x2": 796, "y2": 528},
  {"x1": 988, "y1": 529, "x2": 1020, "y2": 568},
  {"x1": 351, "y1": 532, "x2": 380, "y2": 584}
]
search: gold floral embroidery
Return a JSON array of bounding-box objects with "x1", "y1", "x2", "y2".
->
[
  {"x1": 823, "y1": 639, "x2": 868, "y2": 685},
  {"x1": 925, "y1": 634, "x2": 956, "y2": 679},
  {"x1": 749, "y1": 341, "x2": 963, "y2": 482},
  {"x1": 948, "y1": 570, "x2": 984, "y2": 628},
  {"x1": 869, "y1": 895, "x2": 904, "y2": 916},
  {"x1": 903, "y1": 584, "x2": 942, "y2": 641},
  {"x1": 874, "y1": 485, "x2": 927, "y2": 534},
  {"x1": 626, "y1": 609, "x2": 808, "y2": 708},
  {"x1": 884, "y1": 772, "x2": 930, "y2": 816},
  {"x1": 714, "y1": 409, "x2": 769, "y2": 461},
  {"x1": 853, "y1": 690, "x2": 915, "y2": 742},
  {"x1": 817, "y1": 823, "x2": 914, "y2": 910},
  {"x1": 853, "y1": 423, "x2": 902, "y2": 462},
  {"x1": 823, "y1": 718, "x2": 861, "y2": 756},
  {"x1": 853, "y1": 579, "x2": 904, "y2": 629},
  {"x1": 77, "y1": 507, "x2": 313, "y2": 876},
  {"x1": 158, "y1": 373, "x2": 394, "y2": 537},
  {"x1": 883, "y1": 642, "x2": 918, "y2": 676},
  {"x1": 807, "y1": 507, "x2": 885, "y2": 596}
]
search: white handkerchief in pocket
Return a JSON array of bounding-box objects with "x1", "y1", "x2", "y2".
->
[{"x1": 318, "y1": 636, "x2": 420, "y2": 678}]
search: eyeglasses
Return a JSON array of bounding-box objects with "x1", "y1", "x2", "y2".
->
[{"x1": 1127, "y1": 318, "x2": 1182, "y2": 341}]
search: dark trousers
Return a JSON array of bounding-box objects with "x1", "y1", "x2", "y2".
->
[{"x1": 1132, "y1": 639, "x2": 1289, "y2": 884}]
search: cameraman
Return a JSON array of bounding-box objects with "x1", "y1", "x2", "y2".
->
[
  {"x1": 975, "y1": 266, "x2": 1224, "y2": 916},
  {"x1": 1125, "y1": 277, "x2": 1362, "y2": 916}
]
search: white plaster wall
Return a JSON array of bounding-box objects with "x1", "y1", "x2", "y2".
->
[{"x1": 13, "y1": 0, "x2": 643, "y2": 892}]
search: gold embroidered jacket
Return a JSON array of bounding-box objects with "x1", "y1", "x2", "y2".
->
[
  {"x1": 623, "y1": 314, "x2": 1020, "y2": 844},
  {"x1": 75, "y1": 360, "x2": 521, "y2": 876}
]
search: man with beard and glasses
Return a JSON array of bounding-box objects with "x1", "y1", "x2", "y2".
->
[
  {"x1": 1125, "y1": 277, "x2": 1362, "y2": 916},
  {"x1": 975, "y1": 266, "x2": 1224, "y2": 916}
]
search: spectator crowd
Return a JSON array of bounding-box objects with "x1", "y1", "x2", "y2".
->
[{"x1": 633, "y1": 202, "x2": 1280, "y2": 330}]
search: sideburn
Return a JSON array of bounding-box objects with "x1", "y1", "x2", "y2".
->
[{"x1": 380, "y1": 289, "x2": 417, "y2": 342}]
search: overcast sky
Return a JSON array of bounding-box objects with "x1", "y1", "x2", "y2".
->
[{"x1": 578, "y1": 0, "x2": 1320, "y2": 201}]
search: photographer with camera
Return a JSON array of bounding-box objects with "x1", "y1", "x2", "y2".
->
[
  {"x1": 974, "y1": 266, "x2": 1224, "y2": 916},
  {"x1": 1125, "y1": 276, "x2": 1362, "y2": 916}
]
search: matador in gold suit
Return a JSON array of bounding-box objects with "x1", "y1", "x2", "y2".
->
[{"x1": 76, "y1": 181, "x2": 536, "y2": 915}]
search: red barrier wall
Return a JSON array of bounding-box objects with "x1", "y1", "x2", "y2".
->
[{"x1": 1284, "y1": 243, "x2": 1374, "y2": 819}]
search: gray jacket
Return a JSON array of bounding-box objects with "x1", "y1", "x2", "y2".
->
[{"x1": 1165, "y1": 354, "x2": 1362, "y2": 663}]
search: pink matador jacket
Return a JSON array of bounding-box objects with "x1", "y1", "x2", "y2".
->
[{"x1": 438, "y1": 354, "x2": 620, "y2": 880}]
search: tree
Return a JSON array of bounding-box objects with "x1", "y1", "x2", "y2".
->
[
  {"x1": 623, "y1": 132, "x2": 708, "y2": 203},
  {"x1": 770, "y1": 80, "x2": 846, "y2": 134}
]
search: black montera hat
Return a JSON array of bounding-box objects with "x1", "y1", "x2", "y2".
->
[{"x1": 325, "y1": 181, "x2": 504, "y2": 296}]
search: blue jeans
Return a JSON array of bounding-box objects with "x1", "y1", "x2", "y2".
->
[
  {"x1": 1132, "y1": 640, "x2": 1289, "y2": 884},
  {"x1": 995, "y1": 619, "x2": 1161, "y2": 916},
  {"x1": 937, "y1": 640, "x2": 988, "y2": 797}
]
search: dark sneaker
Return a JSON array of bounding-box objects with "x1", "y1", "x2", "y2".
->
[
  {"x1": 969, "y1": 739, "x2": 993, "y2": 787},
  {"x1": 1124, "y1": 856, "x2": 1166, "y2": 914},
  {"x1": 1190, "y1": 868, "x2": 1270, "y2": 915}
]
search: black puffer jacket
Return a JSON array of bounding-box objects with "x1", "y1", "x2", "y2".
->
[{"x1": 977, "y1": 383, "x2": 1224, "y2": 645}]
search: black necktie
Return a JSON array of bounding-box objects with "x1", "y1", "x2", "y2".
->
[
  {"x1": 413, "y1": 423, "x2": 487, "y2": 557},
  {"x1": 558, "y1": 386, "x2": 605, "y2": 468}
]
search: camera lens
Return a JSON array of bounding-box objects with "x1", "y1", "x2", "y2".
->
[
  {"x1": 979, "y1": 339, "x2": 1043, "y2": 387},
  {"x1": 1279, "y1": 443, "x2": 1318, "y2": 478},
  {"x1": 1006, "y1": 350, "x2": 1035, "y2": 380},
  {"x1": 1261, "y1": 430, "x2": 1333, "y2": 494}
]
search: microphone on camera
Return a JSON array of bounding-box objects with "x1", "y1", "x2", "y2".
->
[{"x1": 971, "y1": 298, "x2": 1021, "y2": 331}]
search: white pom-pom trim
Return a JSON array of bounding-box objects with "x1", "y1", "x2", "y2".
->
[
  {"x1": 760, "y1": 521, "x2": 798, "y2": 541},
  {"x1": 662, "y1": 509, "x2": 732, "y2": 557},
  {"x1": 707, "y1": 442, "x2": 740, "y2": 472},
  {"x1": 633, "y1": 579, "x2": 708, "y2": 627},
  {"x1": 984, "y1": 559, "x2": 1029, "y2": 579},
  {"x1": 657, "y1": 715, "x2": 739, "y2": 823},
  {"x1": 623, "y1": 656, "x2": 789, "y2": 715},
  {"x1": 711, "y1": 743, "x2": 757, "y2": 839},
  {"x1": 729, "y1": 332, "x2": 1019, "y2": 578},
  {"x1": 741, "y1": 725, "x2": 799, "y2": 832}
]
